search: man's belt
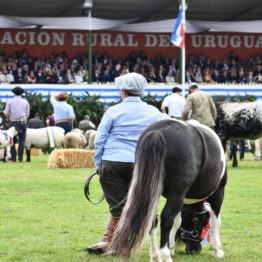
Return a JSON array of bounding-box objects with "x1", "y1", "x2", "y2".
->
[
  {"x1": 55, "y1": 119, "x2": 72, "y2": 124},
  {"x1": 11, "y1": 118, "x2": 27, "y2": 122}
]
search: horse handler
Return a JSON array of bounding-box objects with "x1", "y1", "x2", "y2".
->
[
  {"x1": 4, "y1": 86, "x2": 30, "y2": 162},
  {"x1": 87, "y1": 72, "x2": 169, "y2": 254}
]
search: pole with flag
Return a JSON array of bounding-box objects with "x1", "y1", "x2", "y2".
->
[{"x1": 170, "y1": 0, "x2": 186, "y2": 94}]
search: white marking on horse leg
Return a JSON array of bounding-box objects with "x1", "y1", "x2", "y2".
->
[
  {"x1": 210, "y1": 210, "x2": 224, "y2": 258},
  {"x1": 254, "y1": 139, "x2": 261, "y2": 159},
  {"x1": 150, "y1": 228, "x2": 162, "y2": 262},
  {"x1": 160, "y1": 245, "x2": 173, "y2": 262},
  {"x1": 169, "y1": 212, "x2": 182, "y2": 255}
]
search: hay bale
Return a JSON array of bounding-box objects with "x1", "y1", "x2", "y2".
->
[
  {"x1": 15, "y1": 145, "x2": 42, "y2": 155},
  {"x1": 30, "y1": 148, "x2": 42, "y2": 155},
  {"x1": 48, "y1": 149, "x2": 95, "y2": 168}
]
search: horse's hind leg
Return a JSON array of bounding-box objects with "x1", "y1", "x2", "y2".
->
[
  {"x1": 207, "y1": 173, "x2": 227, "y2": 258},
  {"x1": 160, "y1": 196, "x2": 183, "y2": 262},
  {"x1": 150, "y1": 216, "x2": 162, "y2": 262}
]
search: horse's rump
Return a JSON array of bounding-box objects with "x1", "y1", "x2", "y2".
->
[{"x1": 145, "y1": 120, "x2": 225, "y2": 201}]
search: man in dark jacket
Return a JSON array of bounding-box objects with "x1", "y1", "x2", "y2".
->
[{"x1": 28, "y1": 113, "x2": 45, "y2": 129}]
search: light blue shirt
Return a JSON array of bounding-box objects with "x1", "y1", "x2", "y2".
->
[
  {"x1": 50, "y1": 96, "x2": 75, "y2": 121},
  {"x1": 94, "y1": 96, "x2": 170, "y2": 169}
]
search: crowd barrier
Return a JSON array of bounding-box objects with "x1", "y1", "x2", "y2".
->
[{"x1": 0, "y1": 83, "x2": 262, "y2": 103}]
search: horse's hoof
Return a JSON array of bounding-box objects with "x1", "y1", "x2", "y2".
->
[
  {"x1": 150, "y1": 254, "x2": 163, "y2": 262},
  {"x1": 212, "y1": 249, "x2": 224, "y2": 258}
]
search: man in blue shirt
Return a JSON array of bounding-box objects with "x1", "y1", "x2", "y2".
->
[
  {"x1": 87, "y1": 72, "x2": 169, "y2": 254},
  {"x1": 50, "y1": 92, "x2": 75, "y2": 133}
]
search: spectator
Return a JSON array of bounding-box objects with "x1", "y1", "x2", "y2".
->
[
  {"x1": 203, "y1": 69, "x2": 214, "y2": 83},
  {"x1": 6, "y1": 70, "x2": 15, "y2": 84},
  {"x1": 185, "y1": 70, "x2": 195, "y2": 83},
  {"x1": 64, "y1": 69, "x2": 75, "y2": 84},
  {"x1": 165, "y1": 71, "x2": 175, "y2": 83},
  {"x1": 14, "y1": 68, "x2": 26, "y2": 83},
  {"x1": 28, "y1": 112, "x2": 45, "y2": 129},
  {"x1": 0, "y1": 70, "x2": 6, "y2": 84},
  {"x1": 75, "y1": 70, "x2": 84, "y2": 83},
  {"x1": 0, "y1": 49, "x2": 261, "y2": 85},
  {"x1": 194, "y1": 67, "x2": 203, "y2": 83},
  {"x1": 27, "y1": 70, "x2": 37, "y2": 84},
  {"x1": 46, "y1": 111, "x2": 55, "y2": 126},
  {"x1": 246, "y1": 71, "x2": 255, "y2": 83}
]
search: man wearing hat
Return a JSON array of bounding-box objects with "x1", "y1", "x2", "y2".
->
[
  {"x1": 4, "y1": 86, "x2": 30, "y2": 162},
  {"x1": 87, "y1": 72, "x2": 169, "y2": 255},
  {"x1": 182, "y1": 83, "x2": 217, "y2": 128},
  {"x1": 161, "y1": 87, "x2": 186, "y2": 119},
  {"x1": 50, "y1": 92, "x2": 75, "y2": 133}
]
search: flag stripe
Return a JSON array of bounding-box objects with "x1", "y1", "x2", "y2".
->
[{"x1": 170, "y1": 6, "x2": 185, "y2": 48}]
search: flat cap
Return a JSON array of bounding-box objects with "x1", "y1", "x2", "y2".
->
[{"x1": 115, "y1": 73, "x2": 147, "y2": 95}]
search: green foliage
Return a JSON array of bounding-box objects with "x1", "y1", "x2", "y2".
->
[
  {"x1": 213, "y1": 94, "x2": 257, "y2": 102},
  {"x1": 142, "y1": 93, "x2": 166, "y2": 110},
  {"x1": 67, "y1": 92, "x2": 105, "y2": 126},
  {"x1": 24, "y1": 92, "x2": 53, "y2": 119},
  {"x1": 23, "y1": 92, "x2": 106, "y2": 126}
]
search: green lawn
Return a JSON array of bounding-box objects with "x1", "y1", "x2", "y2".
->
[{"x1": 0, "y1": 154, "x2": 261, "y2": 262}]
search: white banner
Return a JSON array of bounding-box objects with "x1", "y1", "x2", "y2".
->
[{"x1": 0, "y1": 84, "x2": 261, "y2": 103}]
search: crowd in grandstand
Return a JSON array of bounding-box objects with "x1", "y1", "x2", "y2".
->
[{"x1": 0, "y1": 49, "x2": 261, "y2": 84}]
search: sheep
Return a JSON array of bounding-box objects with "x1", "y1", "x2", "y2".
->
[
  {"x1": 0, "y1": 126, "x2": 18, "y2": 161},
  {"x1": 85, "y1": 130, "x2": 96, "y2": 150},
  {"x1": 25, "y1": 126, "x2": 65, "y2": 162},
  {"x1": 62, "y1": 130, "x2": 87, "y2": 149}
]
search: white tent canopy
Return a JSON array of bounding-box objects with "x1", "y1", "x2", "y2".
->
[{"x1": 0, "y1": 15, "x2": 262, "y2": 33}]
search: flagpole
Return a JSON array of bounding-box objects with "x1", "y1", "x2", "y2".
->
[
  {"x1": 170, "y1": 0, "x2": 186, "y2": 94},
  {"x1": 181, "y1": 0, "x2": 186, "y2": 95}
]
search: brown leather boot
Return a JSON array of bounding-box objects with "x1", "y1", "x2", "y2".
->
[{"x1": 87, "y1": 215, "x2": 120, "y2": 254}]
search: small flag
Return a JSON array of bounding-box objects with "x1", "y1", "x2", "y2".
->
[{"x1": 170, "y1": 6, "x2": 185, "y2": 48}]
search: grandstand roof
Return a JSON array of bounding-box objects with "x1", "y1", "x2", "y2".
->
[{"x1": 0, "y1": 0, "x2": 261, "y2": 22}]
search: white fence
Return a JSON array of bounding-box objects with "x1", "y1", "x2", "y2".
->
[{"x1": 0, "y1": 83, "x2": 262, "y2": 103}]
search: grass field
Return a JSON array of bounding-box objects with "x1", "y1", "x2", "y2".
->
[{"x1": 0, "y1": 154, "x2": 262, "y2": 262}]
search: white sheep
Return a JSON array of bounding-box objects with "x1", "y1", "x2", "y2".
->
[
  {"x1": 25, "y1": 126, "x2": 65, "y2": 162},
  {"x1": 85, "y1": 130, "x2": 96, "y2": 150},
  {"x1": 0, "y1": 126, "x2": 18, "y2": 161},
  {"x1": 63, "y1": 130, "x2": 87, "y2": 149}
]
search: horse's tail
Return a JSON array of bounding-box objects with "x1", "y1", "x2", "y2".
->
[{"x1": 108, "y1": 130, "x2": 167, "y2": 257}]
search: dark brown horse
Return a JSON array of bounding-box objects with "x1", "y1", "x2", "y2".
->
[{"x1": 108, "y1": 119, "x2": 227, "y2": 261}]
